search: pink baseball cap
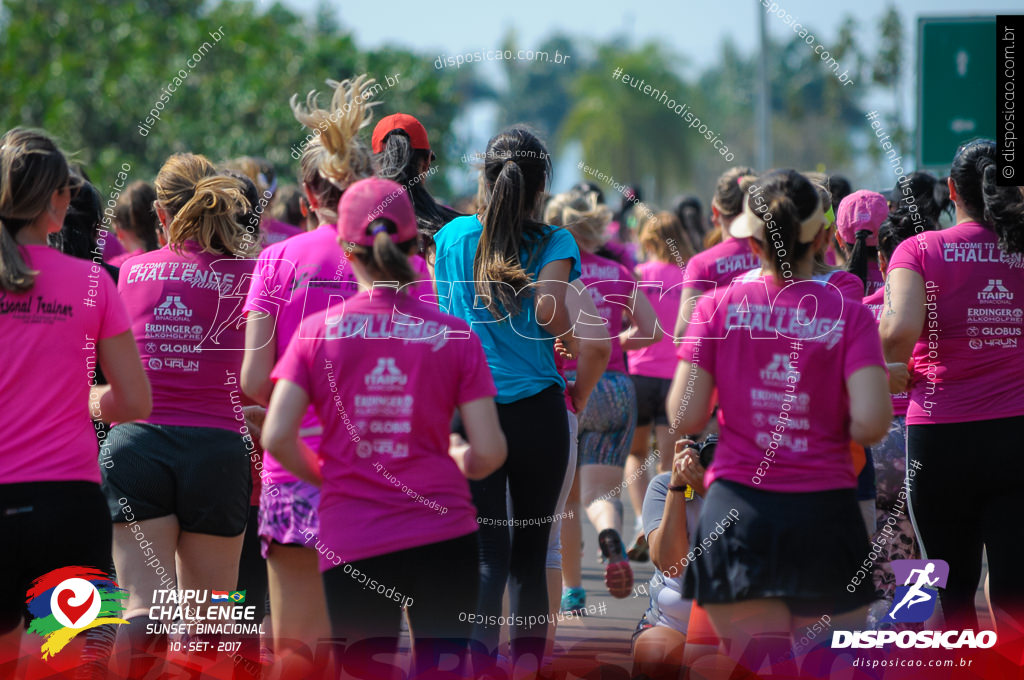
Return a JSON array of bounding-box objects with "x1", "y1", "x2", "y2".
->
[
  {"x1": 336, "y1": 177, "x2": 418, "y2": 246},
  {"x1": 836, "y1": 190, "x2": 888, "y2": 246}
]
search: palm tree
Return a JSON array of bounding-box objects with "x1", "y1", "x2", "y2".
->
[{"x1": 561, "y1": 41, "x2": 698, "y2": 205}]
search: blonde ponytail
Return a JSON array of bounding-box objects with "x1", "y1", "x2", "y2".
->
[
  {"x1": 168, "y1": 175, "x2": 250, "y2": 256},
  {"x1": 544, "y1": 190, "x2": 612, "y2": 253},
  {"x1": 291, "y1": 75, "x2": 377, "y2": 220}
]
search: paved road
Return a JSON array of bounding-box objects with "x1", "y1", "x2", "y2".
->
[{"x1": 548, "y1": 498, "x2": 652, "y2": 677}]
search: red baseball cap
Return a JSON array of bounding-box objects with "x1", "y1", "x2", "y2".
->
[
  {"x1": 371, "y1": 113, "x2": 431, "y2": 154},
  {"x1": 337, "y1": 177, "x2": 418, "y2": 246},
  {"x1": 836, "y1": 190, "x2": 888, "y2": 246}
]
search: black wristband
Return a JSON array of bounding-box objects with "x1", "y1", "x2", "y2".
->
[{"x1": 667, "y1": 484, "x2": 689, "y2": 492}]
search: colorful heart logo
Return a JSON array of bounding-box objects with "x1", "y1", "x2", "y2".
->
[{"x1": 56, "y1": 588, "x2": 95, "y2": 627}]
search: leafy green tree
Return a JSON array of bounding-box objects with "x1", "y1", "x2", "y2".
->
[
  {"x1": 561, "y1": 41, "x2": 697, "y2": 204},
  {"x1": 0, "y1": 0, "x2": 467, "y2": 198},
  {"x1": 492, "y1": 31, "x2": 582, "y2": 140}
]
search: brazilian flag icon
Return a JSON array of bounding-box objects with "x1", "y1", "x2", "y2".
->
[{"x1": 229, "y1": 591, "x2": 246, "y2": 603}]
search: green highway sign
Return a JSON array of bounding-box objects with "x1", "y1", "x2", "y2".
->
[{"x1": 917, "y1": 16, "x2": 997, "y2": 169}]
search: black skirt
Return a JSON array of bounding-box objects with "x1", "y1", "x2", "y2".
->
[{"x1": 682, "y1": 479, "x2": 873, "y2": 616}]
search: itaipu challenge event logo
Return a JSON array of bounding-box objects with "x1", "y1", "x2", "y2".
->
[{"x1": 25, "y1": 566, "x2": 128, "y2": 659}]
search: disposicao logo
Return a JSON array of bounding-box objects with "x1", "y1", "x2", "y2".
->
[
  {"x1": 888, "y1": 559, "x2": 947, "y2": 622},
  {"x1": 25, "y1": 566, "x2": 128, "y2": 659},
  {"x1": 832, "y1": 560, "x2": 996, "y2": 650}
]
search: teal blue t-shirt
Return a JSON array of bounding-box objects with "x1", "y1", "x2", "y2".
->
[{"x1": 433, "y1": 215, "x2": 581, "y2": 403}]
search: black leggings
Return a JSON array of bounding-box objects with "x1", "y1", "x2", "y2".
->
[
  {"x1": 0, "y1": 481, "x2": 112, "y2": 634},
  {"x1": 471, "y1": 385, "x2": 569, "y2": 664},
  {"x1": 322, "y1": 532, "x2": 479, "y2": 679},
  {"x1": 907, "y1": 415, "x2": 1024, "y2": 629}
]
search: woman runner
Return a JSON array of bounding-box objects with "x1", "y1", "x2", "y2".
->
[
  {"x1": 100, "y1": 152, "x2": 255, "y2": 677},
  {"x1": 262, "y1": 177, "x2": 506, "y2": 680},
  {"x1": 668, "y1": 168, "x2": 891, "y2": 673},
  {"x1": 0, "y1": 128, "x2": 150, "y2": 676},
  {"x1": 881, "y1": 139, "x2": 1024, "y2": 631},
  {"x1": 241, "y1": 75, "x2": 376, "y2": 678},
  {"x1": 432, "y1": 127, "x2": 579, "y2": 675},
  {"x1": 544, "y1": 190, "x2": 660, "y2": 608}
]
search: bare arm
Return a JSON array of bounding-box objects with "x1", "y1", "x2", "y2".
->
[
  {"x1": 879, "y1": 268, "x2": 926, "y2": 364},
  {"x1": 534, "y1": 258, "x2": 574, "y2": 341},
  {"x1": 648, "y1": 439, "x2": 695, "y2": 574},
  {"x1": 618, "y1": 284, "x2": 663, "y2": 351},
  {"x1": 261, "y1": 379, "x2": 321, "y2": 485},
  {"x1": 93, "y1": 331, "x2": 152, "y2": 422},
  {"x1": 241, "y1": 312, "x2": 277, "y2": 405},
  {"x1": 666, "y1": 359, "x2": 716, "y2": 435},
  {"x1": 847, "y1": 365, "x2": 892, "y2": 446},
  {"x1": 452, "y1": 397, "x2": 508, "y2": 480}
]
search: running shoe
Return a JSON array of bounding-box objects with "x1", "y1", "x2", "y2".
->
[
  {"x1": 560, "y1": 586, "x2": 587, "y2": 614},
  {"x1": 627, "y1": 532, "x2": 650, "y2": 562},
  {"x1": 599, "y1": 528, "x2": 634, "y2": 598}
]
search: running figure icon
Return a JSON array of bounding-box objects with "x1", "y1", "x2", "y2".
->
[{"x1": 889, "y1": 562, "x2": 940, "y2": 619}]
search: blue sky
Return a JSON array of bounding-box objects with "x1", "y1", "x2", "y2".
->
[
  {"x1": 277, "y1": 0, "x2": 1021, "y2": 193},
  {"x1": 315, "y1": 0, "x2": 1019, "y2": 71}
]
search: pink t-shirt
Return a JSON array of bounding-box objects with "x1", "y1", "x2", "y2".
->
[
  {"x1": 862, "y1": 287, "x2": 909, "y2": 418},
  {"x1": 261, "y1": 217, "x2": 304, "y2": 246},
  {"x1": 600, "y1": 240, "x2": 639, "y2": 271},
  {"x1": 119, "y1": 242, "x2": 255, "y2": 430},
  {"x1": 865, "y1": 263, "x2": 885, "y2": 296},
  {"x1": 272, "y1": 287, "x2": 495, "y2": 568},
  {"x1": 678, "y1": 275, "x2": 885, "y2": 493},
  {"x1": 2, "y1": 246, "x2": 130, "y2": 484},
  {"x1": 408, "y1": 254, "x2": 435, "y2": 305},
  {"x1": 629, "y1": 259, "x2": 685, "y2": 379},
  {"x1": 243, "y1": 224, "x2": 360, "y2": 483},
  {"x1": 102, "y1": 235, "x2": 125, "y2": 263},
  {"x1": 832, "y1": 270, "x2": 868, "y2": 300},
  {"x1": 888, "y1": 222, "x2": 1024, "y2": 425},
  {"x1": 736, "y1": 268, "x2": 864, "y2": 301},
  {"x1": 563, "y1": 251, "x2": 633, "y2": 374},
  {"x1": 108, "y1": 248, "x2": 144, "y2": 268},
  {"x1": 681, "y1": 237, "x2": 759, "y2": 295}
]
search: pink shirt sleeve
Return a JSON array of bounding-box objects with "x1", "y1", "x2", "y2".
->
[
  {"x1": 830, "y1": 270, "x2": 867, "y2": 300},
  {"x1": 681, "y1": 251, "x2": 712, "y2": 293},
  {"x1": 458, "y1": 329, "x2": 498, "y2": 404},
  {"x1": 887, "y1": 236, "x2": 926, "y2": 276},
  {"x1": 98, "y1": 270, "x2": 131, "y2": 339},
  {"x1": 843, "y1": 305, "x2": 886, "y2": 381}
]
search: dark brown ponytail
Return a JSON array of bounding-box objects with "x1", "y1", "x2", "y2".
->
[
  {"x1": 473, "y1": 127, "x2": 551, "y2": 319},
  {"x1": 844, "y1": 229, "x2": 875, "y2": 295},
  {"x1": 981, "y1": 164, "x2": 1024, "y2": 255},
  {"x1": 950, "y1": 139, "x2": 1024, "y2": 255},
  {"x1": 749, "y1": 169, "x2": 819, "y2": 285}
]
